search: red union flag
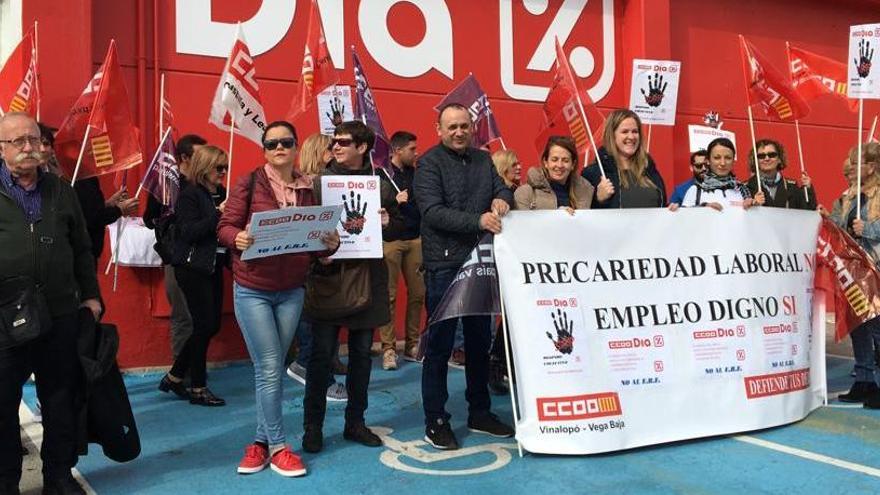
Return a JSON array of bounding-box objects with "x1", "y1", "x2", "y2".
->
[
  {"x1": 54, "y1": 40, "x2": 142, "y2": 181},
  {"x1": 286, "y1": 0, "x2": 338, "y2": 121},
  {"x1": 209, "y1": 23, "x2": 267, "y2": 146},
  {"x1": 739, "y1": 35, "x2": 810, "y2": 121},
  {"x1": 0, "y1": 25, "x2": 39, "y2": 116},
  {"x1": 534, "y1": 39, "x2": 604, "y2": 162},
  {"x1": 787, "y1": 44, "x2": 857, "y2": 112},
  {"x1": 816, "y1": 217, "x2": 880, "y2": 341}
]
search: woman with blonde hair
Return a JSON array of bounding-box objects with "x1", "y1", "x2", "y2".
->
[
  {"x1": 298, "y1": 133, "x2": 332, "y2": 177},
  {"x1": 159, "y1": 145, "x2": 229, "y2": 407},
  {"x1": 492, "y1": 149, "x2": 521, "y2": 190},
  {"x1": 581, "y1": 109, "x2": 665, "y2": 208}
]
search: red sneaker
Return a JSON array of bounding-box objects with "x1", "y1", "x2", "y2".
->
[
  {"x1": 237, "y1": 443, "x2": 269, "y2": 474},
  {"x1": 270, "y1": 447, "x2": 307, "y2": 477}
]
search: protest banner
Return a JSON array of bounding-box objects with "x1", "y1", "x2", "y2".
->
[
  {"x1": 242, "y1": 204, "x2": 343, "y2": 261},
  {"x1": 688, "y1": 124, "x2": 736, "y2": 152},
  {"x1": 318, "y1": 85, "x2": 353, "y2": 136},
  {"x1": 321, "y1": 175, "x2": 382, "y2": 259},
  {"x1": 847, "y1": 23, "x2": 880, "y2": 99},
  {"x1": 629, "y1": 59, "x2": 681, "y2": 126},
  {"x1": 494, "y1": 209, "x2": 824, "y2": 455}
]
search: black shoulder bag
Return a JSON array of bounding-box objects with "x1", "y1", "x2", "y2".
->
[{"x1": 0, "y1": 275, "x2": 51, "y2": 350}]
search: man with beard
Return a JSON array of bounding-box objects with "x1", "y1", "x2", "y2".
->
[{"x1": 669, "y1": 150, "x2": 708, "y2": 206}]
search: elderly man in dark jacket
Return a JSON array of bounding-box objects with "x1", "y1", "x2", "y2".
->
[
  {"x1": 0, "y1": 112, "x2": 101, "y2": 495},
  {"x1": 414, "y1": 103, "x2": 514, "y2": 451}
]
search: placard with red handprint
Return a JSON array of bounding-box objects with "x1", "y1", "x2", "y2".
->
[
  {"x1": 847, "y1": 24, "x2": 880, "y2": 99},
  {"x1": 321, "y1": 175, "x2": 383, "y2": 259},
  {"x1": 629, "y1": 59, "x2": 681, "y2": 126},
  {"x1": 318, "y1": 85, "x2": 354, "y2": 136}
]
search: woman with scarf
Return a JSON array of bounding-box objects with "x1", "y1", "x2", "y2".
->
[
  {"x1": 746, "y1": 139, "x2": 816, "y2": 210},
  {"x1": 676, "y1": 137, "x2": 765, "y2": 210}
]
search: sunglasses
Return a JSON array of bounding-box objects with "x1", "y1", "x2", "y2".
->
[
  {"x1": 756, "y1": 151, "x2": 779, "y2": 160},
  {"x1": 263, "y1": 138, "x2": 296, "y2": 151},
  {"x1": 215, "y1": 165, "x2": 229, "y2": 174},
  {"x1": 332, "y1": 138, "x2": 354, "y2": 148},
  {"x1": 692, "y1": 163, "x2": 707, "y2": 170}
]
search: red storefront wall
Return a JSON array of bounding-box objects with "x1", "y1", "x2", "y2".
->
[{"x1": 20, "y1": 0, "x2": 880, "y2": 368}]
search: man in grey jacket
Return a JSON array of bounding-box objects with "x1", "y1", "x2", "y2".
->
[{"x1": 414, "y1": 103, "x2": 514, "y2": 450}]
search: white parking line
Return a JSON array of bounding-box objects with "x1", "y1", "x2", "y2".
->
[
  {"x1": 19, "y1": 402, "x2": 97, "y2": 495},
  {"x1": 733, "y1": 435, "x2": 880, "y2": 478}
]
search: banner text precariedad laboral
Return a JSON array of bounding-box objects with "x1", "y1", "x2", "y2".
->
[{"x1": 494, "y1": 208, "x2": 825, "y2": 455}]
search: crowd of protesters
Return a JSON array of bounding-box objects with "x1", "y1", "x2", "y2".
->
[{"x1": 6, "y1": 96, "x2": 878, "y2": 493}]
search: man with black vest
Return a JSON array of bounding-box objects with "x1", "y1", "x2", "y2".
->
[{"x1": 414, "y1": 103, "x2": 514, "y2": 450}]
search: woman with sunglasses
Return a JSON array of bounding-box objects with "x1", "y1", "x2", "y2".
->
[
  {"x1": 675, "y1": 138, "x2": 764, "y2": 210},
  {"x1": 745, "y1": 139, "x2": 816, "y2": 210},
  {"x1": 159, "y1": 145, "x2": 229, "y2": 407},
  {"x1": 218, "y1": 121, "x2": 339, "y2": 477}
]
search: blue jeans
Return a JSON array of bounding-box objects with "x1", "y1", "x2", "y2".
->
[
  {"x1": 421, "y1": 267, "x2": 492, "y2": 425},
  {"x1": 233, "y1": 282, "x2": 304, "y2": 448},
  {"x1": 851, "y1": 315, "x2": 880, "y2": 384}
]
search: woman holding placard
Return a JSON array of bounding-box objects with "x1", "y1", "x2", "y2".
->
[
  {"x1": 217, "y1": 121, "x2": 339, "y2": 478},
  {"x1": 677, "y1": 137, "x2": 764, "y2": 210},
  {"x1": 581, "y1": 109, "x2": 666, "y2": 208}
]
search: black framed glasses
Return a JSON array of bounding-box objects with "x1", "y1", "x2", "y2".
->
[
  {"x1": 263, "y1": 138, "x2": 296, "y2": 151},
  {"x1": 692, "y1": 163, "x2": 707, "y2": 170},
  {"x1": 756, "y1": 151, "x2": 779, "y2": 160},
  {"x1": 0, "y1": 135, "x2": 41, "y2": 149}
]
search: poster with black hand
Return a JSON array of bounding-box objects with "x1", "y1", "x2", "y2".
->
[
  {"x1": 629, "y1": 59, "x2": 681, "y2": 125},
  {"x1": 321, "y1": 175, "x2": 382, "y2": 259},
  {"x1": 847, "y1": 24, "x2": 880, "y2": 99},
  {"x1": 318, "y1": 85, "x2": 354, "y2": 136}
]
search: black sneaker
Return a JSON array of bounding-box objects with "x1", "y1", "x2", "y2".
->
[
  {"x1": 468, "y1": 413, "x2": 515, "y2": 438},
  {"x1": 343, "y1": 423, "x2": 383, "y2": 447},
  {"x1": 158, "y1": 374, "x2": 189, "y2": 399},
  {"x1": 838, "y1": 381, "x2": 879, "y2": 403},
  {"x1": 302, "y1": 425, "x2": 323, "y2": 453},
  {"x1": 41, "y1": 472, "x2": 85, "y2": 495},
  {"x1": 425, "y1": 419, "x2": 459, "y2": 450},
  {"x1": 189, "y1": 388, "x2": 226, "y2": 407}
]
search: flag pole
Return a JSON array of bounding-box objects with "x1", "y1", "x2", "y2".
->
[
  {"x1": 70, "y1": 125, "x2": 92, "y2": 185},
  {"x1": 159, "y1": 73, "x2": 165, "y2": 144},
  {"x1": 646, "y1": 124, "x2": 653, "y2": 153},
  {"x1": 794, "y1": 120, "x2": 809, "y2": 203},
  {"x1": 498, "y1": 137, "x2": 508, "y2": 151},
  {"x1": 33, "y1": 20, "x2": 40, "y2": 121},
  {"x1": 226, "y1": 111, "x2": 235, "y2": 199},
  {"x1": 869, "y1": 115, "x2": 878, "y2": 142},
  {"x1": 746, "y1": 105, "x2": 762, "y2": 192},
  {"x1": 496, "y1": 264, "x2": 523, "y2": 458},
  {"x1": 110, "y1": 173, "x2": 128, "y2": 291},
  {"x1": 858, "y1": 98, "x2": 864, "y2": 220}
]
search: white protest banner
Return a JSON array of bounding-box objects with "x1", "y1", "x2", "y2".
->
[
  {"x1": 208, "y1": 23, "x2": 267, "y2": 146},
  {"x1": 495, "y1": 208, "x2": 824, "y2": 455},
  {"x1": 321, "y1": 175, "x2": 382, "y2": 259},
  {"x1": 847, "y1": 23, "x2": 880, "y2": 99},
  {"x1": 688, "y1": 124, "x2": 736, "y2": 152},
  {"x1": 241, "y1": 204, "x2": 343, "y2": 261},
  {"x1": 318, "y1": 85, "x2": 354, "y2": 136},
  {"x1": 629, "y1": 59, "x2": 681, "y2": 126}
]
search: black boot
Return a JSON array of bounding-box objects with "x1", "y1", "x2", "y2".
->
[
  {"x1": 838, "y1": 381, "x2": 879, "y2": 403},
  {"x1": 302, "y1": 425, "x2": 323, "y2": 453},
  {"x1": 41, "y1": 473, "x2": 84, "y2": 495}
]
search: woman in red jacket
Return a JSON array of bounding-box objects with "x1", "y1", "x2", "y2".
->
[{"x1": 217, "y1": 121, "x2": 339, "y2": 478}]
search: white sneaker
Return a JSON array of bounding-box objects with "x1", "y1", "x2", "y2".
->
[
  {"x1": 326, "y1": 382, "x2": 348, "y2": 402},
  {"x1": 286, "y1": 362, "x2": 307, "y2": 386},
  {"x1": 382, "y1": 349, "x2": 398, "y2": 370}
]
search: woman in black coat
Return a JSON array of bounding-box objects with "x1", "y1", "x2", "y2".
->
[{"x1": 158, "y1": 145, "x2": 228, "y2": 406}]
